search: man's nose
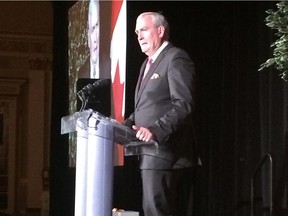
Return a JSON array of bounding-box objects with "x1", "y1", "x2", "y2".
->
[
  {"x1": 137, "y1": 33, "x2": 143, "y2": 41},
  {"x1": 137, "y1": 32, "x2": 143, "y2": 40}
]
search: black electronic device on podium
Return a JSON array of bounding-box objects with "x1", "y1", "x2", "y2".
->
[{"x1": 61, "y1": 79, "x2": 158, "y2": 216}]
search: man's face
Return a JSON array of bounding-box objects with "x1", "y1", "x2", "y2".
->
[
  {"x1": 88, "y1": 6, "x2": 99, "y2": 64},
  {"x1": 135, "y1": 15, "x2": 164, "y2": 56}
]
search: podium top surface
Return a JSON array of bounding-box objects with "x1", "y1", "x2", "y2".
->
[
  {"x1": 61, "y1": 109, "x2": 158, "y2": 153},
  {"x1": 61, "y1": 109, "x2": 138, "y2": 144}
]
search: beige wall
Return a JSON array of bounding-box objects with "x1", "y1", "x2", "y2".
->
[{"x1": 0, "y1": 1, "x2": 53, "y2": 214}]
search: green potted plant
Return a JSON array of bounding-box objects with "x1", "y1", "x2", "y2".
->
[{"x1": 259, "y1": 0, "x2": 288, "y2": 81}]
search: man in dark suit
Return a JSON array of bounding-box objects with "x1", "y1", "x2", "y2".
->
[{"x1": 123, "y1": 12, "x2": 199, "y2": 216}]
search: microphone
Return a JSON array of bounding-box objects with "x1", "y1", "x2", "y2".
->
[{"x1": 77, "y1": 79, "x2": 110, "y2": 100}]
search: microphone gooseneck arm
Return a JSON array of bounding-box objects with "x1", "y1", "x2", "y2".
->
[{"x1": 77, "y1": 79, "x2": 110, "y2": 112}]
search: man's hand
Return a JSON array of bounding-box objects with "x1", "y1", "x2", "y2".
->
[{"x1": 132, "y1": 125, "x2": 155, "y2": 142}]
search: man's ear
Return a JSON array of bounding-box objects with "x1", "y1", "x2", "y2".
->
[{"x1": 158, "y1": 26, "x2": 165, "y2": 38}]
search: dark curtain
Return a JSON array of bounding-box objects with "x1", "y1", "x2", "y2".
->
[{"x1": 125, "y1": 1, "x2": 288, "y2": 216}]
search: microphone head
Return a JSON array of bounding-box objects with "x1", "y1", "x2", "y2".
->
[
  {"x1": 76, "y1": 78, "x2": 111, "y2": 115},
  {"x1": 77, "y1": 79, "x2": 110, "y2": 100}
]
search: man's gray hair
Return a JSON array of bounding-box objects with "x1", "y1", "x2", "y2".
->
[{"x1": 139, "y1": 12, "x2": 170, "y2": 40}]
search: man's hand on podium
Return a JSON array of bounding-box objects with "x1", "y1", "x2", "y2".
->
[{"x1": 132, "y1": 125, "x2": 155, "y2": 142}]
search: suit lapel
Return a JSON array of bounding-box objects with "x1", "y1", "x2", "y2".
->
[
  {"x1": 135, "y1": 59, "x2": 147, "y2": 102},
  {"x1": 135, "y1": 44, "x2": 173, "y2": 106}
]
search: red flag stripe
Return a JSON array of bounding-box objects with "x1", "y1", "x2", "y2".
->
[
  {"x1": 111, "y1": 0, "x2": 126, "y2": 166},
  {"x1": 111, "y1": 0, "x2": 123, "y2": 38}
]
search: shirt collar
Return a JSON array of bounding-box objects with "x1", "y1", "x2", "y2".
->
[{"x1": 149, "y1": 41, "x2": 169, "y2": 62}]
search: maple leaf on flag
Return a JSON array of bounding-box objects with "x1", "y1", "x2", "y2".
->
[{"x1": 112, "y1": 60, "x2": 124, "y2": 122}]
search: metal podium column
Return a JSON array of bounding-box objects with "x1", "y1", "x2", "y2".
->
[
  {"x1": 86, "y1": 113, "x2": 114, "y2": 216},
  {"x1": 74, "y1": 118, "x2": 88, "y2": 216},
  {"x1": 61, "y1": 110, "x2": 157, "y2": 216}
]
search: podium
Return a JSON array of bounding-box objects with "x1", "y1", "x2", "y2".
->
[{"x1": 61, "y1": 109, "x2": 158, "y2": 216}]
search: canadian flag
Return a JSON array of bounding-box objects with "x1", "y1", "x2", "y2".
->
[{"x1": 110, "y1": 0, "x2": 126, "y2": 165}]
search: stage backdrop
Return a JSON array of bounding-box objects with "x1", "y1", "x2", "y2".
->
[{"x1": 68, "y1": 0, "x2": 126, "y2": 166}]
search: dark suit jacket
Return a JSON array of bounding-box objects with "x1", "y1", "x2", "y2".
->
[{"x1": 124, "y1": 43, "x2": 198, "y2": 169}]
